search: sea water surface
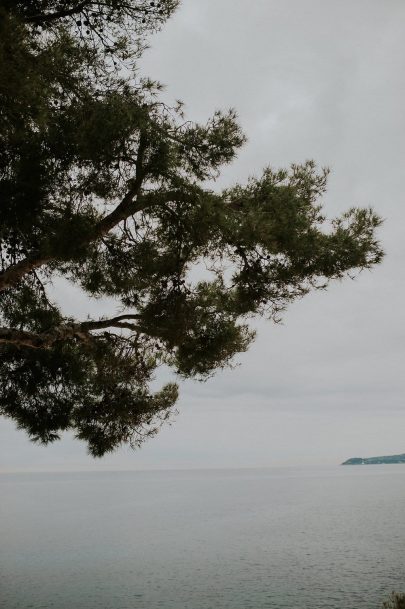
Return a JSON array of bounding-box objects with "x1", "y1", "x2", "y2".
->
[{"x1": 1, "y1": 465, "x2": 404, "y2": 609}]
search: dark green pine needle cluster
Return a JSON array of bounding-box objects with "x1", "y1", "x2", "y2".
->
[
  {"x1": 0, "y1": 1, "x2": 383, "y2": 456},
  {"x1": 382, "y1": 593, "x2": 405, "y2": 609}
]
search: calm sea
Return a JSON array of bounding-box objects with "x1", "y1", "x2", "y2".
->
[{"x1": 1, "y1": 466, "x2": 404, "y2": 609}]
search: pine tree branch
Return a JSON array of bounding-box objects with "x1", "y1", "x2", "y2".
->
[
  {"x1": 0, "y1": 328, "x2": 51, "y2": 349},
  {"x1": 0, "y1": 326, "x2": 85, "y2": 349},
  {"x1": 0, "y1": 118, "x2": 199, "y2": 295},
  {"x1": 0, "y1": 314, "x2": 144, "y2": 349},
  {"x1": 80, "y1": 314, "x2": 142, "y2": 331},
  {"x1": 94, "y1": 130, "x2": 148, "y2": 237},
  {"x1": 0, "y1": 186, "x2": 191, "y2": 294},
  {"x1": 0, "y1": 132, "x2": 149, "y2": 293},
  {"x1": 25, "y1": 1, "x2": 92, "y2": 23},
  {"x1": 0, "y1": 255, "x2": 52, "y2": 294}
]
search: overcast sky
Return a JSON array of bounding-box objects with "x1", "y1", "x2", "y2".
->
[{"x1": 1, "y1": 0, "x2": 404, "y2": 472}]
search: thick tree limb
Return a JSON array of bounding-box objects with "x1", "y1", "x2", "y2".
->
[
  {"x1": 0, "y1": 120, "x2": 193, "y2": 294},
  {"x1": 0, "y1": 314, "x2": 144, "y2": 349},
  {"x1": 0, "y1": 183, "x2": 192, "y2": 294},
  {"x1": 94, "y1": 131, "x2": 148, "y2": 237},
  {"x1": 82, "y1": 313, "x2": 141, "y2": 324},
  {"x1": 0, "y1": 255, "x2": 52, "y2": 293},
  {"x1": 80, "y1": 314, "x2": 142, "y2": 331},
  {"x1": 0, "y1": 185, "x2": 152, "y2": 292},
  {"x1": 0, "y1": 133, "x2": 149, "y2": 293},
  {"x1": 0, "y1": 325, "x2": 86, "y2": 349},
  {"x1": 0, "y1": 328, "x2": 51, "y2": 349}
]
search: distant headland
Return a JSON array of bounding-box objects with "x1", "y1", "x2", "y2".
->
[{"x1": 342, "y1": 453, "x2": 405, "y2": 465}]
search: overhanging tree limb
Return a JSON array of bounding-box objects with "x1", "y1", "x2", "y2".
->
[
  {"x1": 0, "y1": 184, "x2": 195, "y2": 294},
  {"x1": 0, "y1": 314, "x2": 144, "y2": 349}
]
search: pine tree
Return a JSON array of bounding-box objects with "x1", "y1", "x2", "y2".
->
[{"x1": 0, "y1": 1, "x2": 383, "y2": 455}]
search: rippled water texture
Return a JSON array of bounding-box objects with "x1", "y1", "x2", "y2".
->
[{"x1": 1, "y1": 466, "x2": 404, "y2": 609}]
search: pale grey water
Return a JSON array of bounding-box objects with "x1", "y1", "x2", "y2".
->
[{"x1": 1, "y1": 466, "x2": 404, "y2": 609}]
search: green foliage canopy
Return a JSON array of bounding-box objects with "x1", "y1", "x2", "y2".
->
[{"x1": 0, "y1": 1, "x2": 383, "y2": 455}]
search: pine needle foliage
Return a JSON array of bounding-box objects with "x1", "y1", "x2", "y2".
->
[
  {"x1": 0, "y1": 1, "x2": 383, "y2": 455},
  {"x1": 382, "y1": 593, "x2": 405, "y2": 609}
]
